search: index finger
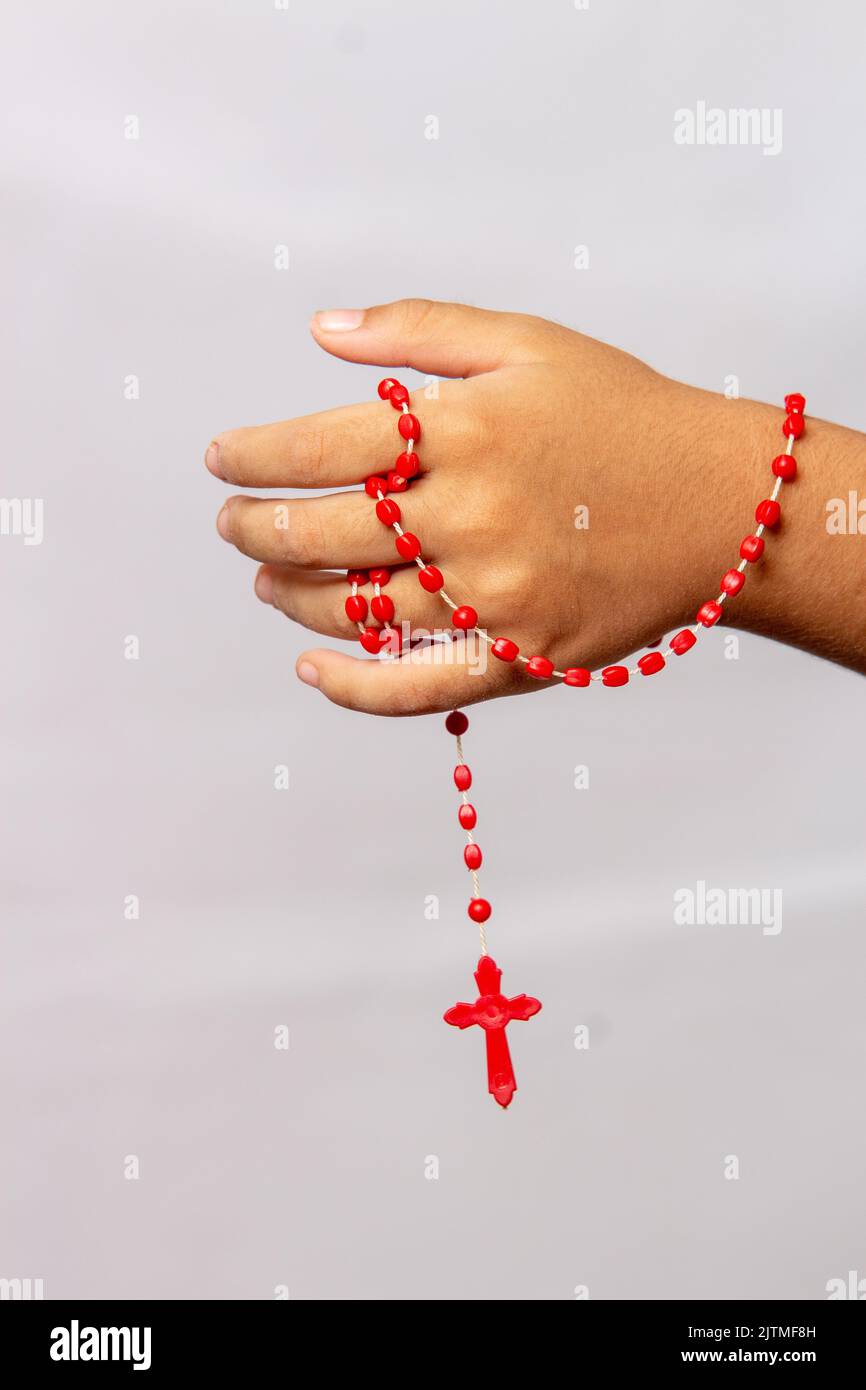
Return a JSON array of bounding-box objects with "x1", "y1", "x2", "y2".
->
[{"x1": 205, "y1": 400, "x2": 399, "y2": 489}]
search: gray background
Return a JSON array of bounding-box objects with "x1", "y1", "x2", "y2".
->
[{"x1": 2, "y1": 0, "x2": 865, "y2": 1300}]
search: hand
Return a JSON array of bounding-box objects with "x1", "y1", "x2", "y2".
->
[{"x1": 206, "y1": 299, "x2": 866, "y2": 714}]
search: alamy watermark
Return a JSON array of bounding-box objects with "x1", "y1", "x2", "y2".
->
[
  {"x1": 674, "y1": 102, "x2": 782, "y2": 156},
  {"x1": 0, "y1": 498, "x2": 43, "y2": 545},
  {"x1": 674, "y1": 879, "x2": 782, "y2": 936}
]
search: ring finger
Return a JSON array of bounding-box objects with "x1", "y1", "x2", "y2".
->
[{"x1": 255, "y1": 563, "x2": 462, "y2": 643}]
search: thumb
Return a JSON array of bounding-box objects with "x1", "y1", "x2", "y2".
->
[{"x1": 309, "y1": 298, "x2": 540, "y2": 379}]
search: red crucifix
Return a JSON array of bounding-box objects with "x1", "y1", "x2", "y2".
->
[{"x1": 444, "y1": 956, "x2": 541, "y2": 1108}]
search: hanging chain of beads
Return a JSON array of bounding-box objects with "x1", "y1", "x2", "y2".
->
[{"x1": 341, "y1": 379, "x2": 806, "y2": 1108}]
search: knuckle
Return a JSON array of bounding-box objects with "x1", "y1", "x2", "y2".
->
[
  {"x1": 292, "y1": 424, "x2": 327, "y2": 481},
  {"x1": 397, "y1": 297, "x2": 437, "y2": 338},
  {"x1": 286, "y1": 507, "x2": 326, "y2": 568}
]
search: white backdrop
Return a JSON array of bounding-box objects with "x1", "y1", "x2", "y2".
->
[{"x1": 2, "y1": 0, "x2": 865, "y2": 1299}]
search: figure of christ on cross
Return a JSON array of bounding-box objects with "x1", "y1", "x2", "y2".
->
[{"x1": 444, "y1": 956, "x2": 542, "y2": 1108}]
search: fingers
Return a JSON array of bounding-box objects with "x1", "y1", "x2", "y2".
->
[
  {"x1": 294, "y1": 641, "x2": 516, "y2": 718},
  {"x1": 310, "y1": 298, "x2": 546, "y2": 379},
  {"x1": 218, "y1": 490, "x2": 425, "y2": 569},
  {"x1": 207, "y1": 399, "x2": 429, "y2": 490},
  {"x1": 255, "y1": 564, "x2": 446, "y2": 641}
]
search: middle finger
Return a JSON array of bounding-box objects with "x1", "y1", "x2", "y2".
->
[{"x1": 217, "y1": 487, "x2": 440, "y2": 570}]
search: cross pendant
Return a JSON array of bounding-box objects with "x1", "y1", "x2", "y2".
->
[{"x1": 443, "y1": 956, "x2": 541, "y2": 1108}]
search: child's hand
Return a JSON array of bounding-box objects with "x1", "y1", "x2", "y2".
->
[{"x1": 206, "y1": 299, "x2": 862, "y2": 714}]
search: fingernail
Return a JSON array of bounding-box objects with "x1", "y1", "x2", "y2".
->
[
  {"x1": 205, "y1": 442, "x2": 224, "y2": 478},
  {"x1": 296, "y1": 660, "x2": 320, "y2": 688},
  {"x1": 217, "y1": 503, "x2": 231, "y2": 539},
  {"x1": 312, "y1": 309, "x2": 365, "y2": 332},
  {"x1": 255, "y1": 568, "x2": 274, "y2": 605}
]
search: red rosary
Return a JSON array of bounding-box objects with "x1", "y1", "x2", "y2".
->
[{"x1": 343, "y1": 381, "x2": 806, "y2": 1107}]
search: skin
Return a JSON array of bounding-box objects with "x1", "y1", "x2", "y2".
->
[{"x1": 206, "y1": 299, "x2": 866, "y2": 715}]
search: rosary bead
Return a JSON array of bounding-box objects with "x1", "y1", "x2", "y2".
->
[
  {"x1": 378, "y1": 378, "x2": 400, "y2": 400},
  {"x1": 782, "y1": 413, "x2": 805, "y2": 439},
  {"x1": 464, "y1": 844, "x2": 483, "y2": 870},
  {"x1": 376, "y1": 498, "x2": 401, "y2": 526},
  {"x1": 419, "y1": 564, "x2": 444, "y2": 592},
  {"x1": 359, "y1": 626, "x2": 386, "y2": 654},
  {"x1": 365, "y1": 475, "x2": 387, "y2": 498},
  {"x1": 396, "y1": 532, "x2": 421, "y2": 560},
  {"x1": 382, "y1": 625, "x2": 402, "y2": 653},
  {"x1": 696, "y1": 600, "x2": 722, "y2": 627},
  {"x1": 756, "y1": 498, "x2": 781, "y2": 527},
  {"x1": 564, "y1": 667, "x2": 591, "y2": 686},
  {"x1": 526, "y1": 655, "x2": 554, "y2": 679},
  {"x1": 347, "y1": 569, "x2": 369, "y2": 586},
  {"x1": 458, "y1": 803, "x2": 477, "y2": 830},
  {"x1": 395, "y1": 450, "x2": 419, "y2": 479},
  {"x1": 468, "y1": 898, "x2": 491, "y2": 924},
  {"x1": 771, "y1": 454, "x2": 797, "y2": 481},
  {"x1": 345, "y1": 594, "x2": 368, "y2": 623},
  {"x1": 388, "y1": 384, "x2": 410, "y2": 409},
  {"x1": 670, "y1": 629, "x2": 696, "y2": 655},
  {"x1": 386, "y1": 471, "x2": 408, "y2": 493},
  {"x1": 492, "y1": 637, "x2": 519, "y2": 662},
  {"x1": 371, "y1": 594, "x2": 395, "y2": 623},
  {"x1": 453, "y1": 605, "x2": 478, "y2": 630},
  {"x1": 369, "y1": 568, "x2": 391, "y2": 586},
  {"x1": 398, "y1": 413, "x2": 421, "y2": 442},
  {"x1": 784, "y1": 392, "x2": 806, "y2": 414},
  {"x1": 740, "y1": 534, "x2": 765, "y2": 563},
  {"x1": 721, "y1": 568, "x2": 745, "y2": 595},
  {"x1": 445, "y1": 711, "x2": 469, "y2": 736},
  {"x1": 454, "y1": 765, "x2": 472, "y2": 791},
  {"x1": 638, "y1": 651, "x2": 665, "y2": 675},
  {"x1": 602, "y1": 665, "x2": 629, "y2": 686}
]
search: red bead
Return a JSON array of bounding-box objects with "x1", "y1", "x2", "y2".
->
[
  {"x1": 395, "y1": 532, "x2": 421, "y2": 561},
  {"x1": 345, "y1": 594, "x2": 367, "y2": 623},
  {"x1": 445, "y1": 710, "x2": 469, "y2": 736},
  {"x1": 377, "y1": 378, "x2": 399, "y2": 400},
  {"x1": 638, "y1": 651, "x2": 665, "y2": 675},
  {"x1": 526, "y1": 655, "x2": 554, "y2": 680},
  {"x1": 564, "y1": 667, "x2": 591, "y2": 686},
  {"x1": 365, "y1": 475, "x2": 387, "y2": 498},
  {"x1": 696, "y1": 600, "x2": 722, "y2": 627},
  {"x1": 369, "y1": 568, "x2": 391, "y2": 586},
  {"x1": 458, "y1": 803, "x2": 477, "y2": 830},
  {"x1": 771, "y1": 453, "x2": 797, "y2": 482},
  {"x1": 359, "y1": 627, "x2": 386, "y2": 654},
  {"x1": 453, "y1": 605, "x2": 478, "y2": 630},
  {"x1": 492, "y1": 637, "x2": 519, "y2": 662},
  {"x1": 418, "y1": 564, "x2": 444, "y2": 592},
  {"x1": 740, "y1": 534, "x2": 765, "y2": 563},
  {"x1": 347, "y1": 569, "x2": 369, "y2": 586},
  {"x1": 782, "y1": 413, "x2": 804, "y2": 439},
  {"x1": 784, "y1": 392, "x2": 806, "y2": 415},
  {"x1": 395, "y1": 451, "x2": 419, "y2": 479},
  {"x1": 756, "y1": 498, "x2": 781, "y2": 527},
  {"x1": 386, "y1": 470, "x2": 408, "y2": 493},
  {"x1": 388, "y1": 384, "x2": 410, "y2": 409},
  {"x1": 670, "y1": 629, "x2": 696, "y2": 655},
  {"x1": 721, "y1": 568, "x2": 745, "y2": 595},
  {"x1": 602, "y1": 665, "x2": 629, "y2": 686},
  {"x1": 468, "y1": 898, "x2": 491, "y2": 924},
  {"x1": 371, "y1": 594, "x2": 395, "y2": 623},
  {"x1": 464, "y1": 844, "x2": 482, "y2": 871},
  {"x1": 376, "y1": 498, "x2": 401, "y2": 526},
  {"x1": 380, "y1": 625, "x2": 402, "y2": 654},
  {"x1": 398, "y1": 413, "x2": 421, "y2": 442},
  {"x1": 454, "y1": 765, "x2": 472, "y2": 791}
]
